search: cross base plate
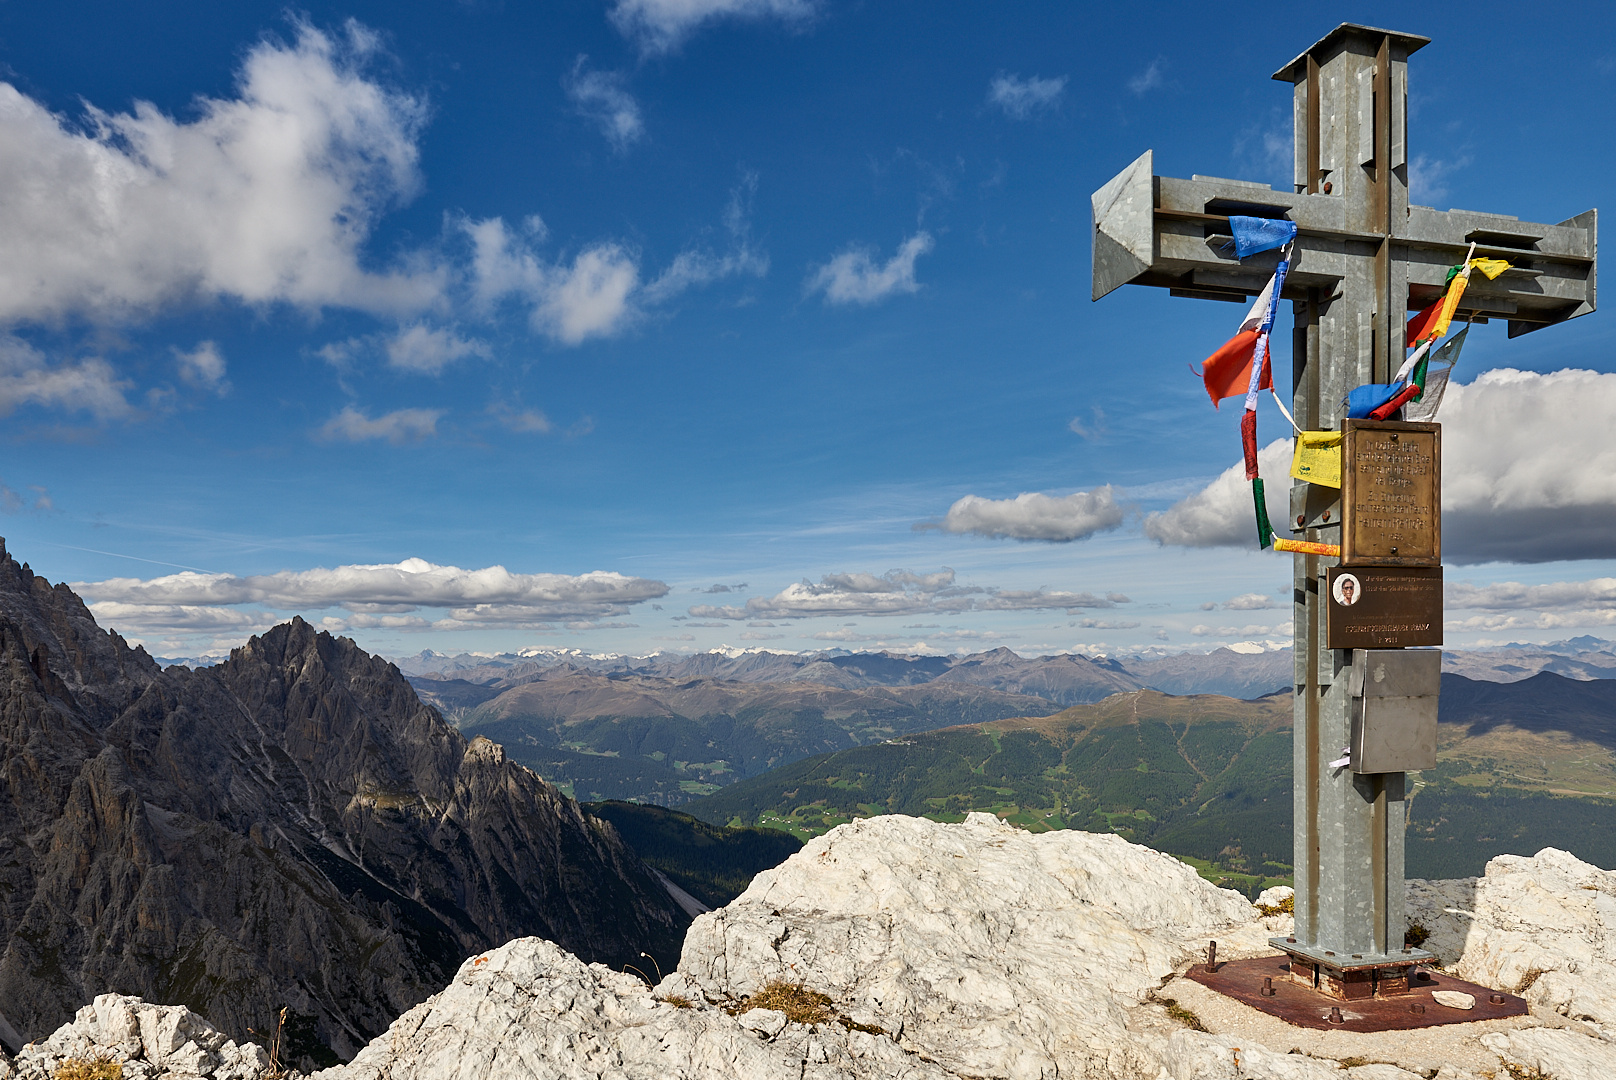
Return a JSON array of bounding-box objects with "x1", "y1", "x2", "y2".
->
[{"x1": 1184, "y1": 954, "x2": 1528, "y2": 1032}]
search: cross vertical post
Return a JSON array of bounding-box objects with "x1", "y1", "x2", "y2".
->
[{"x1": 1091, "y1": 22, "x2": 1596, "y2": 1010}]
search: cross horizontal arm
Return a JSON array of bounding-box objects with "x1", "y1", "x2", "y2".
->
[{"x1": 1093, "y1": 151, "x2": 1596, "y2": 334}]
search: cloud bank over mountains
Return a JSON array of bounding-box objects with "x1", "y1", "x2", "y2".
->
[
  {"x1": 689, "y1": 567, "x2": 1128, "y2": 620},
  {"x1": 74, "y1": 559, "x2": 672, "y2": 642}
]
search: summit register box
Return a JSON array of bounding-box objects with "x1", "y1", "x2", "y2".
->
[{"x1": 1327, "y1": 420, "x2": 1443, "y2": 650}]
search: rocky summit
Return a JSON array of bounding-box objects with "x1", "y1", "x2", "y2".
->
[
  {"x1": 194, "y1": 813, "x2": 1605, "y2": 1080},
  {"x1": 6, "y1": 813, "x2": 1616, "y2": 1078},
  {"x1": 0, "y1": 539, "x2": 688, "y2": 1067}
]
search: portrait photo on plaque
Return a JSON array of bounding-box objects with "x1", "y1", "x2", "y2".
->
[{"x1": 1332, "y1": 573, "x2": 1362, "y2": 607}]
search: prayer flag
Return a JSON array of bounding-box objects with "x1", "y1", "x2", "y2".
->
[
  {"x1": 1200, "y1": 280, "x2": 1275, "y2": 406},
  {"x1": 1403, "y1": 326, "x2": 1468, "y2": 423},
  {"x1": 1406, "y1": 299, "x2": 1442, "y2": 347},
  {"x1": 1227, "y1": 216, "x2": 1299, "y2": 260},
  {"x1": 1470, "y1": 257, "x2": 1510, "y2": 280},
  {"x1": 1345, "y1": 382, "x2": 1403, "y2": 419},
  {"x1": 1252, "y1": 478, "x2": 1274, "y2": 549},
  {"x1": 1290, "y1": 431, "x2": 1343, "y2": 488},
  {"x1": 1241, "y1": 410, "x2": 1259, "y2": 480},
  {"x1": 1273, "y1": 538, "x2": 1341, "y2": 557}
]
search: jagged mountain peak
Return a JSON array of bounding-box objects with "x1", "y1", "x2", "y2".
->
[{"x1": 0, "y1": 539, "x2": 688, "y2": 1069}]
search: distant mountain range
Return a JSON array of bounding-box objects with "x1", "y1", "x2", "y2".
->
[
  {"x1": 395, "y1": 635, "x2": 1616, "y2": 700},
  {"x1": 0, "y1": 540, "x2": 689, "y2": 1069},
  {"x1": 679, "y1": 672, "x2": 1616, "y2": 890}
]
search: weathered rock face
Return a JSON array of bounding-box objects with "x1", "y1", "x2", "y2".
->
[
  {"x1": 8, "y1": 994, "x2": 268, "y2": 1080},
  {"x1": 308, "y1": 815, "x2": 1616, "y2": 1080},
  {"x1": 0, "y1": 539, "x2": 688, "y2": 1066},
  {"x1": 1409, "y1": 846, "x2": 1616, "y2": 1067}
]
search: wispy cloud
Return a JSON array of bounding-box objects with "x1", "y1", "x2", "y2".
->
[
  {"x1": 608, "y1": 0, "x2": 818, "y2": 55},
  {"x1": 987, "y1": 72, "x2": 1067, "y2": 119},
  {"x1": 317, "y1": 406, "x2": 443, "y2": 445},
  {"x1": 1409, "y1": 153, "x2": 1472, "y2": 205},
  {"x1": 1127, "y1": 58, "x2": 1164, "y2": 95},
  {"x1": 805, "y1": 232, "x2": 933, "y2": 305},
  {"x1": 563, "y1": 57, "x2": 644, "y2": 152},
  {"x1": 1068, "y1": 407, "x2": 1107, "y2": 440}
]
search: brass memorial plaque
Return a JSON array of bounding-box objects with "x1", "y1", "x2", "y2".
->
[
  {"x1": 1342, "y1": 420, "x2": 1441, "y2": 567},
  {"x1": 1326, "y1": 566, "x2": 1443, "y2": 649}
]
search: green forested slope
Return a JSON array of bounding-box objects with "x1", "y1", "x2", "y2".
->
[{"x1": 683, "y1": 684, "x2": 1616, "y2": 895}]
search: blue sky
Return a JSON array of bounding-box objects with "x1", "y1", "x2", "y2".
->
[{"x1": 2, "y1": 0, "x2": 1614, "y2": 660}]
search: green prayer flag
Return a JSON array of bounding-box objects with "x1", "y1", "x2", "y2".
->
[{"x1": 1252, "y1": 478, "x2": 1274, "y2": 549}]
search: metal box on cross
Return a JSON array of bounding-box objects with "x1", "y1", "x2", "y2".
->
[{"x1": 1090, "y1": 23, "x2": 1596, "y2": 1014}]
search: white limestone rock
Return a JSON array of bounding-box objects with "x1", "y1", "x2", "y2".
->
[
  {"x1": 306, "y1": 934, "x2": 958, "y2": 1080},
  {"x1": 9, "y1": 995, "x2": 268, "y2": 1080},
  {"x1": 1407, "y1": 847, "x2": 1616, "y2": 1033},
  {"x1": 1482, "y1": 1026, "x2": 1616, "y2": 1080},
  {"x1": 1430, "y1": 990, "x2": 1474, "y2": 1010},
  {"x1": 677, "y1": 812, "x2": 1260, "y2": 1080}
]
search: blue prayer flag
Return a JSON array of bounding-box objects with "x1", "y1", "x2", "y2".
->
[
  {"x1": 1344, "y1": 382, "x2": 1403, "y2": 419},
  {"x1": 1228, "y1": 216, "x2": 1298, "y2": 260}
]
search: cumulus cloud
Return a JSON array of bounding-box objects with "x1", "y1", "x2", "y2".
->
[
  {"x1": 385, "y1": 324, "x2": 490, "y2": 374},
  {"x1": 0, "y1": 19, "x2": 443, "y2": 327},
  {"x1": 689, "y1": 567, "x2": 1127, "y2": 620},
  {"x1": 563, "y1": 58, "x2": 644, "y2": 151},
  {"x1": 317, "y1": 406, "x2": 443, "y2": 444},
  {"x1": 805, "y1": 232, "x2": 933, "y2": 305},
  {"x1": 1143, "y1": 438, "x2": 1293, "y2": 547},
  {"x1": 919, "y1": 486, "x2": 1124, "y2": 542},
  {"x1": 464, "y1": 217, "x2": 639, "y2": 343},
  {"x1": 0, "y1": 335, "x2": 133, "y2": 419},
  {"x1": 609, "y1": 0, "x2": 817, "y2": 55},
  {"x1": 1223, "y1": 593, "x2": 1278, "y2": 611},
  {"x1": 1147, "y1": 369, "x2": 1616, "y2": 562},
  {"x1": 174, "y1": 341, "x2": 229, "y2": 394},
  {"x1": 987, "y1": 73, "x2": 1067, "y2": 119},
  {"x1": 76, "y1": 558, "x2": 671, "y2": 640}
]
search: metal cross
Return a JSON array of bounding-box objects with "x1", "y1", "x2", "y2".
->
[{"x1": 1091, "y1": 24, "x2": 1595, "y2": 988}]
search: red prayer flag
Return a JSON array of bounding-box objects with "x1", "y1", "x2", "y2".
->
[
  {"x1": 1241, "y1": 409, "x2": 1259, "y2": 480},
  {"x1": 1202, "y1": 329, "x2": 1269, "y2": 407}
]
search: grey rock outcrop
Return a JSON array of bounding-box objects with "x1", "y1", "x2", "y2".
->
[
  {"x1": 0, "y1": 539, "x2": 688, "y2": 1066},
  {"x1": 311, "y1": 814, "x2": 1616, "y2": 1080},
  {"x1": 10, "y1": 995, "x2": 267, "y2": 1080}
]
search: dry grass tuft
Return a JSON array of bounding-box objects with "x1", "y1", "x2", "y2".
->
[
  {"x1": 1154, "y1": 996, "x2": 1208, "y2": 1033},
  {"x1": 54, "y1": 1057, "x2": 121, "y2": 1080},
  {"x1": 739, "y1": 981, "x2": 835, "y2": 1025},
  {"x1": 659, "y1": 993, "x2": 695, "y2": 1009},
  {"x1": 1256, "y1": 894, "x2": 1295, "y2": 916},
  {"x1": 1404, "y1": 921, "x2": 1430, "y2": 948}
]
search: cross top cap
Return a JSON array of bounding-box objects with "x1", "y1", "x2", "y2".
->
[{"x1": 1272, "y1": 23, "x2": 1431, "y2": 82}]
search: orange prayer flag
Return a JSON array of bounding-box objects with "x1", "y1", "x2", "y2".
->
[
  {"x1": 1201, "y1": 329, "x2": 1269, "y2": 407},
  {"x1": 1405, "y1": 300, "x2": 1442, "y2": 347}
]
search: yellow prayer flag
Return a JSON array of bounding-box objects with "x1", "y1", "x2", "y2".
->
[
  {"x1": 1470, "y1": 257, "x2": 1511, "y2": 280},
  {"x1": 1291, "y1": 430, "x2": 1343, "y2": 488},
  {"x1": 1431, "y1": 271, "x2": 1470, "y2": 340}
]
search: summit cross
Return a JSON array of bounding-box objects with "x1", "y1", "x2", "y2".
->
[{"x1": 1091, "y1": 24, "x2": 1596, "y2": 1002}]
